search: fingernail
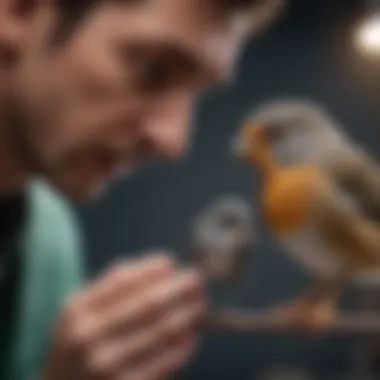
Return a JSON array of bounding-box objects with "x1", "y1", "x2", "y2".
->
[
  {"x1": 181, "y1": 269, "x2": 203, "y2": 286},
  {"x1": 177, "y1": 336, "x2": 198, "y2": 363},
  {"x1": 143, "y1": 251, "x2": 175, "y2": 268}
]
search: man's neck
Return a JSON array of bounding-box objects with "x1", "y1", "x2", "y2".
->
[{"x1": 0, "y1": 123, "x2": 27, "y2": 196}]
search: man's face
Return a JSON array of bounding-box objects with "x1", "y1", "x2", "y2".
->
[{"x1": 2, "y1": 0, "x2": 248, "y2": 200}]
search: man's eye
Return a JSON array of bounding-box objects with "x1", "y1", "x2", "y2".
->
[
  {"x1": 119, "y1": 43, "x2": 204, "y2": 93},
  {"x1": 137, "y1": 57, "x2": 172, "y2": 91},
  {"x1": 117, "y1": 44, "x2": 173, "y2": 92}
]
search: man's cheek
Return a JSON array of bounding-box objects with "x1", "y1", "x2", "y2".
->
[
  {"x1": 49, "y1": 155, "x2": 105, "y2": 194},
  {"x1": 41, "y1": 123, "x2": 94, "y2": 165}
]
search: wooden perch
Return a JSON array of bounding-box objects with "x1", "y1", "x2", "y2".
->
[{"x1": 203, "y1": 308, "x2": 380, "y2": 337}]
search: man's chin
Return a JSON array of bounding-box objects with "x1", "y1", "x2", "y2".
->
[
  {"x1": 82, "y1": 181, "x2": 110, "y2": 201},
  {"x1": 42, "y1": 155, "x2": 154, "y2": 201},
  {"x1": 41, "y1": 175, "x2": 107, "y2": 202},
  {"x1": 47, "y1": 168, "x2": 137, "y2": 202}
]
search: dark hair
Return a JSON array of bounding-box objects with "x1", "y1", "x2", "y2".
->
[
  {"x1": 51, "y1": 0, "x2": 97, "y2": 44},
  {"x1": 215, "y1": 0, "x2": 282, "y2": 11},
  {"x1": 218, "y1": 0, "x2": 264, "y2": 8},
  {"x1": 51, "y1": 0, "x2": 283, "y2": 44}
]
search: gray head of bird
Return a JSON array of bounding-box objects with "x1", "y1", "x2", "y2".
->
[
  {"x1": 231, "y1": 98, "x2": 352, "y2": 167},
  {"x1": 191, "y1": 195, "x2": 255, "y2": 281}
]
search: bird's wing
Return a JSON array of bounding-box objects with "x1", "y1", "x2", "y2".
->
[
  {"x1": 224, "y1": 243, "x2": 253, "y2": 283},
  {"x1": 326, "y1": 147, "x2": 380, "y2": 224},
  {"x1": 312, "y1": 172, "x2": 380, "y2": 272}
]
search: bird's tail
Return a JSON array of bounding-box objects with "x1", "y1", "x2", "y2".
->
[{"x1": 352, "y1": 269, "x2": 380, "y2": 287}]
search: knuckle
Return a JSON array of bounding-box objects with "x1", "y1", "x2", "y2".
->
[
  {"x1": 66, "y1": 317, "x2": 94, "y2": 354},
  {"x1": 86, "y1": 348, "x2": 115, "y2": 380},
  {"x1": 103, "y1": 261, "x2": 124, "y2": 281},
  {"x1": 165, "y1": 312, "x2": 184, "y2": 335},
  {"x1": 162, "y1": 305, "x2": 204, "y2": 337},
  {"x1": 126, "y1": 372, "x2": 148, "y2": 380},
  {"x1": 154, "y1": 313, "x2": 182, "y2": 342},
  {"x1": 104, "y1": 260, "x2": 135, "y2": 284},
  {"x1": 139, "y1": 291, "x2": 162, "y2": 318},
  {"x1": 61, "y1": 295, "x2": 81, "y2": 322},
  {"x1": 182, "y1": 308, "x2": 201, "y2": 329},
  {"x1": 131, "y1": 322, "x2": 163, "y2": 354},
  {"x1": 157, "y1": 354, "x2": 179, "y2": 377},
  {"x1": 107, "y1": 252, "x2": 175, "y2": 284},
  {"x1": 192, "y1": 301, "x2": 207, "y2": 322},
  {"x1": 187, "y1": 270, "x2": 204, "y2": 291},
  {"x1": 142, "y1": 364, "x2": 166, "y2": 380},
  {"x1": 148, "y1": 294, "x2": 163, "y2": 315},
  {"x1": 106, "y1": 257, "x2": 125, "y2": 273},
  {"x1": 60, "y1": 289, "x2": 92, "y2": 327},
  {"x1": 143, "y1": 251, "x2": 177, "y2": 271},
  {"x1": 150, "y1": 323, "x2": 168, "y2": 346},
  {"x1": 168, "y1": 346, "x2": 191, "y2": 369},
  {"x1": 58, "y1": 304, "x2": 86, "y2": 347},
  {"x1": 142, "y1": 372, "x2": 158, "y2": 380},
  {"x1": 176, "y1": 270, "x2": 203, "y2": 297}
]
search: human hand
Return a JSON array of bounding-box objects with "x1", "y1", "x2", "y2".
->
[{"x1": 42, "y1": 253, "x2": 205, "y2": 380}]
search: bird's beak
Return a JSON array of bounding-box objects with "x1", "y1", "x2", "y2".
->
[
  {"x1": 231, "y1": 122, "x2": 264, "y2": 161},
  {"x1": 230, "y1": 134, "x2": 247, "y2": 159},
  {"x1": 250, "y1": 123, "x2": 266, "y2": 142}
]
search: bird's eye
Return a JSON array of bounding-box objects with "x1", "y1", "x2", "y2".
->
[
  {"x1": 219, "y1": 214, "x2": 240, "y2": 229},
  {"x1": 265, "y1": 122, "x2": 286, "y2": 141}
]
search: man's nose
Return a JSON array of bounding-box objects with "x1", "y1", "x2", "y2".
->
[{"x1": 142, "y1": 93, "x2": 195, "y2": 160}]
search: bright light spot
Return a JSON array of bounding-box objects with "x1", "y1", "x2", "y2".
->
[{"x1": 355, "y1": 14, "x2": 380, "y2": 56}]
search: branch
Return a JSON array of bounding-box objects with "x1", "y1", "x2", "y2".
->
[{"x1": 203, "y1": 308, "x2": 380, "y2": 337}]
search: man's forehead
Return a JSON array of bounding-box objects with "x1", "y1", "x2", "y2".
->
[{"x1": 113, "y1": 0, "x2": 251, "y2": 81}]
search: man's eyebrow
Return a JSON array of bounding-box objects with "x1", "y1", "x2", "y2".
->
[
  {"x1": 120, "y1": 39, "x2": 222, "y2": 84},
  {"x1": 157, "y1": 42, "x2": 222, "y2": 84}
]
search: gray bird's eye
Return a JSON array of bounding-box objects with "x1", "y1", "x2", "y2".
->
[
  {"x1": 219, "y1": 214, "x2": 241, "y2": 229},
  {"x1": 265, "y1": 122, "x2": 286, "y2": 141}
]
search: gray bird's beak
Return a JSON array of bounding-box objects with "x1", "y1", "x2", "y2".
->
[{"x1": 230, "y1": 135, "x2": 247, "y2": 159}]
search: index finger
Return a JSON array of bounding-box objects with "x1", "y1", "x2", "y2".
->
[{"x1": 73, "y1": 253, "x2": 176, "y2": 311}]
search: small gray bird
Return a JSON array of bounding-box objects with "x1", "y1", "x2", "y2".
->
[{"x1": 190, "y1": 195, "x2": 255, "y2": 283}]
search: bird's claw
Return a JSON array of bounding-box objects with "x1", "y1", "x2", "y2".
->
[{"x1": 269, "y1": 299, "x2": 335, "y2": 335}]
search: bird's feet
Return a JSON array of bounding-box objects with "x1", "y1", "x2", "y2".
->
[{"x1": 269, "y1": 298, "x2": 335, "y2": 335}]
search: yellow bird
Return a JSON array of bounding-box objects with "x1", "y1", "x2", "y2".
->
[{"x1": 232, "y1": 99, "x2": 380, "y2": 331}]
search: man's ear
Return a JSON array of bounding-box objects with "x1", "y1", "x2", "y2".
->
[{"x1": 0, "y1": 0, "x2": 44, "y2": 65}]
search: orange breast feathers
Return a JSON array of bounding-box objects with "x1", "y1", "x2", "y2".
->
[{"x1": 259, "y1": 165, "x2": 321, "y2": 235}]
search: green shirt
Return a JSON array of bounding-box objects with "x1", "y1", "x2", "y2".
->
[{"x1": 0, "y1": 179, "x2": 85, "y2": 380}]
